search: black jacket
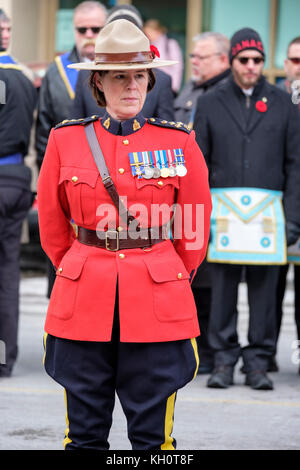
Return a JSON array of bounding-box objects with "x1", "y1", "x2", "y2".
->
[
  {"x1": 35, "y1": 47, "x2": 80, "y2": 166},
  {"x1": 194, "y1": 75, "x2": 300, "y2": 226},
  {"x1": 71, "y1": 68, "x2": 175, "y2": 121},
  {"x1": 0, "y1": 67, "x2": 36, "y2": 158},
  {"x1": 0, "y1": 67, "x2": 36, "y2": 189},
  {"x1": 178, "y1": 70, "x2": 231, "y2": 288},
  {"x1": 174, "y1": 68, "x2": 230, "y2": 125}
]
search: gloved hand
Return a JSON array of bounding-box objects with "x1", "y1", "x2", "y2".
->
[{"x1": 286, "y1": 221, "x2": 300, "y2": 247}]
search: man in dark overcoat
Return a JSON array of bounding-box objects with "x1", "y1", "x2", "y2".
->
[
  {"x1": 174, "y1": 31, "x2": 230, "y2": 374},
  {"x1": 193, "y1": 28, "x2": 300, "y2": 390}
]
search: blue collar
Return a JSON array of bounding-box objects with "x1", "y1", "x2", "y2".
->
[{"x1": 100, "y1": 111, "x2": 146, "y2": 136}]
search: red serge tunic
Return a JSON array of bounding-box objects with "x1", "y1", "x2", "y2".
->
[{"x1": 37, "y1": 113, "x2": 212, "y2": 342}]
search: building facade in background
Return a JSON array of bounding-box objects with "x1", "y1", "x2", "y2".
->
[{"x1": 1, "y1": 0, "x2": 299, "y2": 86}]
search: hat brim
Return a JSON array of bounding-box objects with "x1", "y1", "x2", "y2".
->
[{"x1": 68, "y1": 58, "x2": 178, "y2": 71}]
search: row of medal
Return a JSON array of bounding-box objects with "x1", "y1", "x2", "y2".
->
[{"x1": 129, "y1": 149, "x2": 187, "y2": 179}]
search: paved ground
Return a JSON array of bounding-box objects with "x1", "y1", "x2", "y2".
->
[{"x1": 0, "y1": 270, "x2": 299, "y2": 451}]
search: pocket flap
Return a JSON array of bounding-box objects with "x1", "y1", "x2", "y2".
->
[
  {"x1": 56, "y1": 252, "x2": 87, "y2": 280},
  {"x1": 59, "y1": 166, "x2": 99, "y2": 188},
  {"x1": 135, "y1": 175, "x2": 179, "y2": 191},
  {"x1": 144, "y1": 255, "x2": 189, "y2": 283}
]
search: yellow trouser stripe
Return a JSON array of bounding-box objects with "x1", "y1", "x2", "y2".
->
[
  {"x1": 190, "y1": 338, "x2": 199, "y2": 379},
  {"x1": 42, "y1": 333, "x2": 48, "y2": 366},
  {"x1": 63, "y1": 389, "x2": 72, "y2": 449},
  {"x1": 161, "y1": 392, "x2": 176, "y2": 450}
]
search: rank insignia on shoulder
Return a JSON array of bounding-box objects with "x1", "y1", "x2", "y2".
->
[
  {"x1": 55, "y1": 115, "x2": 100, "y2": 129},
  {"x1": 147, "y1": 118, "x2": 191, "y2": 134}
]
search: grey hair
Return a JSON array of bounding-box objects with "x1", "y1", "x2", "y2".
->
[
  {"x1": 73, "y1": 1, "x2": 107, "y2": 18},
  {"x1": 193, "y1": 31, "x2": 230, "y2": 56},
  {"x1": 0, "y1": 9, "x2": 10, "y2": 23}
]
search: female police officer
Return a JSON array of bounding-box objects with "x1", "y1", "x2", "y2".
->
[{"x1": 38, "y1": 19, "x2": 211, "y2": 450}]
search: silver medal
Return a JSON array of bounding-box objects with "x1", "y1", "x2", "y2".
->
[
  {"x1": 143, "y1": 166, "x2": 155, "y2": 179},
  {"x1": 152, "y1": 167, "x2": 161, "y2": 178},
  {"x1": 176, "y1": 164, "x2": 187, "y2": 177},
  {"x1": 168, "y1": 166, "x2": 177, "y2": 177}
]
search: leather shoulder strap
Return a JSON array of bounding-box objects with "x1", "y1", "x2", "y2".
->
[{"x1": 84, "y1": 122, "x2": 135, "y2": 226}]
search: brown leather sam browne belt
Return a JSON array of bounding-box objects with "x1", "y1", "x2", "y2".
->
[{"x1": 77, "y1": 226, "x2": 169, "y2": 251}]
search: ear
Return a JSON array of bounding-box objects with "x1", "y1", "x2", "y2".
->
[
  {"x1": 94, "y1": 72, "x2": 104, "y2": 92},
  {"x1": 220, "y1": 53, "x2": 230, "y2": 66}
]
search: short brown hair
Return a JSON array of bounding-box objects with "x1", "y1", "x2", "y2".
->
[{"x1": 88, "y1": 69, "x2": 156, "y2": 107}]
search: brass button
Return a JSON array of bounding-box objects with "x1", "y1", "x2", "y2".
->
[
  {"x1": 58, "y1": 267, "x2": 63, "y2": 273},
  {"x1": 177, "y1": 273, "x2": 183, "y2": 279},
  {"x1": 117, "y1": 226, "x2": 123, "y2": 232},
  {"x1": 71, "y1": 176, "x2": 78, "y2": 183},
  {"x1": 123, "y1": 139, "x2": 129, "y2": 145},
  {"x1": 119, "y1": 253, "x2": 125, "y2": 259},
  {"x1": 157, "y1": 181, "x2": 163, "y2": 187},
  {"x1": 119, "y1": 168, "x2": 125, "y2": 174}
]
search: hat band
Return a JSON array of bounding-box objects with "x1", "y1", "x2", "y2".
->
[{"x1": 95, "y1": 51, "x2": 154, "y2": 65}]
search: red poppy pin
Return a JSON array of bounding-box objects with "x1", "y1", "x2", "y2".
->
[
  {"x1": 150, "y1": 45, "x2": 160, "y2": 58},
  {"x1": 255, "y1": 100, "x2": 267, "y2": 112}
]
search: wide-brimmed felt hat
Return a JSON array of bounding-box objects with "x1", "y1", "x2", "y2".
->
[{"x1": 68, "y1": 19, "x2": 178, "y2": 71}]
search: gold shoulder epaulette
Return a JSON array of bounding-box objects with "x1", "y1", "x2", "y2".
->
[
  {"x1": 55, "y1": 114, "x2": 100, "y2": 129},
  {"x1": 147, "y1": 117, "x2": 192, "y2": 133}
]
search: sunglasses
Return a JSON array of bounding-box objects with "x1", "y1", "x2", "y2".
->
[
  {"x1": 288, "y1": 57, "x2": 300, "y2": 64},
  {"x1": 189, "y1": 52, "x2": 220, "y2": 61},
  {"x1": 76, "y1": 26, "x2": 102, "y2": 35},
  {"x1": 237, "y1": 56, "x2": 264, "y2": 65}
]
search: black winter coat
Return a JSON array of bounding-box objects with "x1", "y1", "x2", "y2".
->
[
  {"x1": 0, "y1": 67, "x2": 36, "y2": 190},
  {"x1": 174, "y1": 68, "x2": 230, "y2": 126},
  {"x1": 35, "y1": 47, "x2": 80, "y2": 167},
  {"x1": 0, "y1": 68, "x2": 37, "y2": 159},
  {"x1": 194, "y1": 76, "x2": 300, "y2": 226}
]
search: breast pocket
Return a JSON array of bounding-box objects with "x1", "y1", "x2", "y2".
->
[
  {"x1": 59, "y1": 166, "x2": 99, "y2": 226},
  {"x1": 144, "y1": 254, "x2": 195, "y2": 322},
  {"x1": 135, "y1": 176, "x2": 180, "y2": 226},
  {"x1": 49, "y1": 251, "x2": 87, "y2": 320}
]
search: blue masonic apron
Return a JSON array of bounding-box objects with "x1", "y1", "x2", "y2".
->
[{"x1": 207, "y1": 187, "x2": 287, "y2": 265}]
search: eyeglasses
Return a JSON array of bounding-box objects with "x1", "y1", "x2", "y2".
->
[
  {"x1": 237, "y1": 57, "x2": 264, "y2": 65},
  {"x1": 76, "y1": 26, "x2": 102, "y2": 35},
  {"x1": 189, "y1": 52, "x2": 221, "y2": 61},
  {"x1": 288, "y1": 57, "x2": 300, "y2": 65}
]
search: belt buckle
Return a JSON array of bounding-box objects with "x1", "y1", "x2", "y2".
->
[{"x1": 105, "y1": 230, "x2": 120, "y2": 251}]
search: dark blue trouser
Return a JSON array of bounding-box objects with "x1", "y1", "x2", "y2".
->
[
  {"x1": 43, "y1": 295, "x2": 199, "y2": 450},
  {"x1": 0, "y1": 185, "x2": 32, "y2": 375}
]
